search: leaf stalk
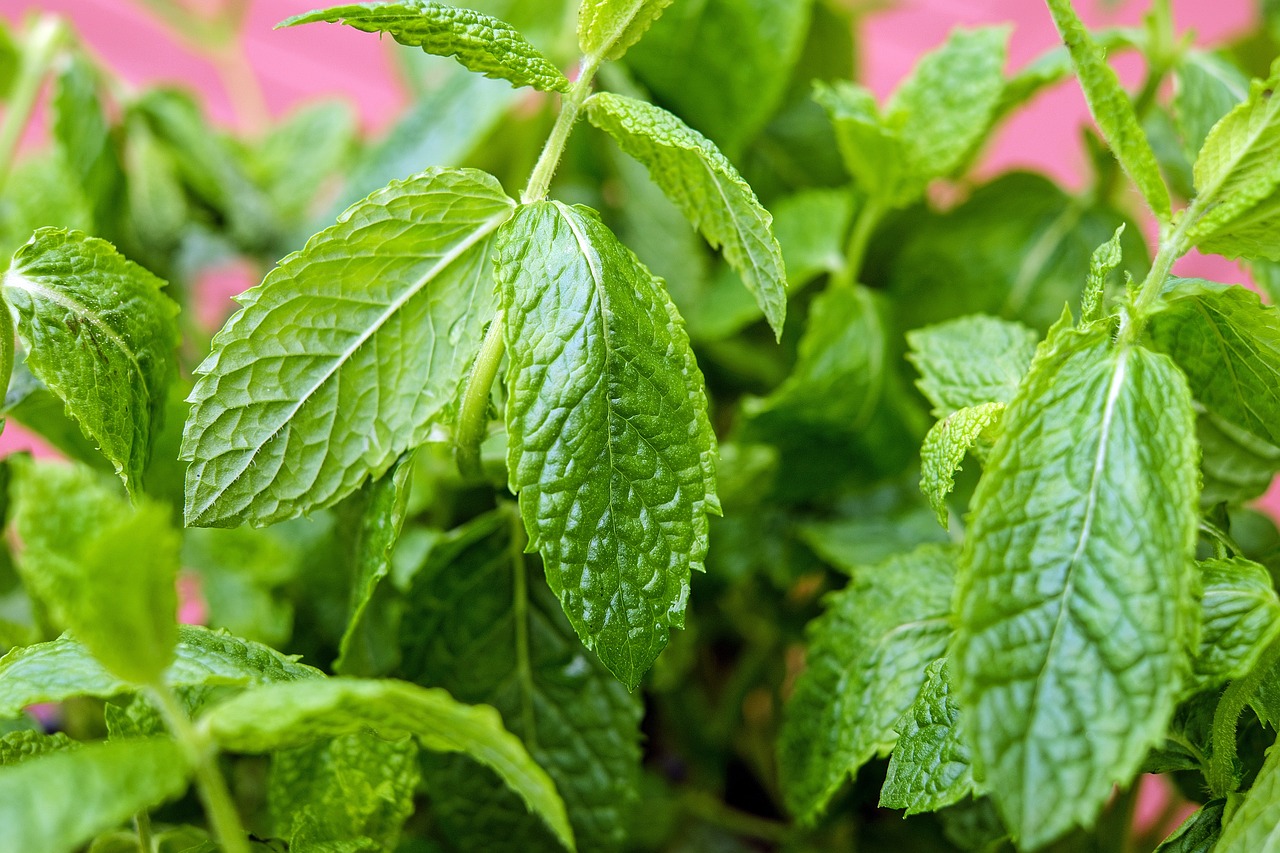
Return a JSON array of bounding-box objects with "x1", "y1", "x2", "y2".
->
[{"x1": 0, "y1": 15, "x2": 64, "y2": 198}]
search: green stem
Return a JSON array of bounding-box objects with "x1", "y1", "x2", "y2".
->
[
  {"x1": 521, "y1": 58, "x2": 601, "y2": 204},
  {"x1": 454, "y1": 315, "x2": 506, "y2": 478},
  {"x1": 1208, "y1": 635, "x2": 1280, "y2": 797},
  {"x1": 150, "y1": 686, "x2": 251, "y2": 853},
  {"x1": 1118, "y1": 201, "x2": 1201, "y2": 344},
  {"x1": 0, "y1": 15, "x2": 64, "y2": 197},
  {"x1": 679, "y1": 789, "x2": 790, "y2": 844},
  {"x1": 833, "y1": 197, "x2": 884, "y2": 288},
  {"x1": 506, "y1": 503, "x2": 538, "y2": 749},
  {"x1": 134, "y1": 810, "x2": 154, "y2": 853}
]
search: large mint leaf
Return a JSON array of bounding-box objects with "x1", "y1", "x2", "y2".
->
[
  {"x1": 280, "y1": 2, "x2": 569, "y2": 93},
  {"x1": 199, "y1": 678, "x2": 575, "y2": 851},
  {"x1": 919, "y1": 402, "x2": 1005, "y2": 529},
  {"x1": 906, "y1": 314, "x2": 1039, "y2": 417},
  {"x1": 778, "y1": 544, "x2": 955, "y2": 823},
  {"x1": 1217, "y1": 744, "x2": 1280, "y2": 852},
  {"x1": 3, "y1": 229, "x2": 179, "y2": 495},
  {"x1": 0, "y1": 737, "x2": 190, "y2": 853},
  {"x1": 400, "y1": 510, "x2": 643, "y2": 852},
  {"x1": 880, "y1": 658, "x2": 975, "y2": 816},
  {"x1": 1195, "y1": 558, "x2": 1280, "y2": 690},
  {"x1": 496, "y1": 201, "x2": 717, "y2": 689},
  {"x1": 952, "y1": 322, "x2": 1199, "y2": 848},
  {"x1": 578, "y1": 0, "x2": 672, "y2": 61},
  {"x1": 586, "y1": 92, "x2": 787, "y2": 338},
  {"x1": 1046, "y1": 0, "x2": 1171, "y2": 220},
  {"x1": 182, "y1": 168, "x2": 514, "y2": 527},
  {"x1": 1147, "y1": 281, "x2": 1280, "y2": 446}
]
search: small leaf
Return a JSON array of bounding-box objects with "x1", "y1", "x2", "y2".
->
[
  {"x1": 496, "y1": 202, "x2": 718, "y2": 689},
  {"x1": 1174, "y1": 51, "x2": 1250, "y2": 162},
  {"x1": 578, "y1": 0, "x2": 672, "y2": 61},
  {"x1": 778, "y1": 544, "x2": 955, "y2": 823},
  {"x1": 813, "y1": 81, "x2": 912, "y2": 206},
  {"x1": 280, "y1": 2, "x2": 569, "y2": 93},
  {"x1": 1216, "y1": 745, "x2": 1280, "y2": 852},
  {"x1": 920, "y1": 402, "x2": 1005, "y2": 529},
  {"x1": 182, "y1": 168, "x2": 514, "y2": 527},
  {"x1": 0, "y1": 730, "x2": 79, "y2": 767},
  {"x1": 1081, "y1": 224, "x2": 1125, "y2": 324},
  {"x1": 880, "y1": 659, "x2": 974, "y2": 816},
  {"x1": 3, "y1": 229, "x2": 180, "y2": 495},
  {"x1": 1045, "y1": 0, "x2": 1172, "y2": 221},
  {"x1": 1154, "y1": 800, "x2": 1224, "y2": 853},
  {"x1": 200, "y1": 678, "x2": 575, "y2": 851},
  {"x1": 906, "y1": 314, "x2": 1039, "y2": 417},
  {"x1": 51, "y1": 53, "x2": 122, "y2": 230},
  {"x1": 586, "y1": 92, "x2": 787, "y2": 338},
  {"x1": 1194, "y1": 558, "x2": 1280, "y2": 690},
  {"x1": 0, "y1": 737, "x2": 190, "y2": 853}
]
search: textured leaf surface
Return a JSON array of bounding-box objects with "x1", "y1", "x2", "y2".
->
[
  {"x1": 1046, "y1": 0, "x2": 1171, "y2": 220},
  {"x1": 400, "y1": 510, "x2": 642, "y2": 852},
  {"x1": 281, "y1": 2, "x2": 569, "y2": 92},
  {"x1": 1217, "y1": 745, "x2": 1280, "y2": 852},
  {"x1": 1195, "y1": 558, "x2": 1280, "y2": 689},
  {"x1": 1198, "y1": 411, "x2": 1280, "y2": 506},
  {"x1": 880, "y1": 659, "x2": 974, "y2": 816},
  {"x1": 0, "y1": 731, "x2": 79, "y2": 767},
  {"x1": 778, "y1": 544, "x2": 955, "y2": 823},
  {"x1": 1155, "y1": 800, "x2": 1224, "y2": 853},
  {"x1": 1081, "y1": 224, "x2": 1125, "y2": 323},
  {"x1": 952, "y1": 323, "x2": 1199, "y2": 848},
  {"x1": 496, "y1": 201, "x2": 717, "y2": 689},
  {"x1": 1175, "y1": 51, "x2": 1249, "y2": 162},
  {"x1": 920, "y1": 402, "x2": 1005, "y2": 528},
  {"x1": 182, "y1": 168, "x2": 514, "y2": 527},
  {"x1": 1148, "y1": 281, "x2": 1280, "y2": 446},
  {"x1": 907, "y1": 315, "x2": 1039, "y2": 417},
  {"x1": 813, "y1": 81, "x2": 911, "y2": 205},
  {"x1": 0, "y1": 738, "x2": 189, "y2": 853},
  {"x1": 200, "y1": 678, "x2": 574, "y2": 851},
  {"x1": 586, "y1": 92, "x2": 787, "y2": 337},
  {"x1": 3, "y1": 229, "x2": 179, "y2": 494},
  {"x1": 578, "y1": 0, "x2": 672, "y2": 61}
]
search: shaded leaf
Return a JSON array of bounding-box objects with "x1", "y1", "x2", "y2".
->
[
  {"x1": 919, "y1": 402, "x2": 1005, "y2": 529},
  {"x1": 880, "y1": 659, "x2": 974, "y2": 816}
]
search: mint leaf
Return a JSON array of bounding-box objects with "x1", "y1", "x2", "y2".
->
[
  {"x1": 906, "y1": 315, "x2": 1039, "y2": 417},
  {"x1": 813, "y1": 81, "x2": 911, "y2": 206},
  {"x1": 4, "y1": 229, "x2": 180, "y2": 495},
  {"x1": 12, "y1": 459, "x2": 178, "y2": 685},
  {"x1": 122, "y1": 110, "x2": 188, "y2": 252},
  {"x1": 1199, "y1": 412, "x2": 1280, "y2": 507},
  {"x1": 1155, "y1": 800, "x2": 1224, "y2": 853},
  {"x1": 1175, "y1": 51, "x2": 1249, "y2": 162},
  {"x1": 578, "y1": 0, "x2": 672, "y2": 61},
  {"x1": 0, "y1": 737, "x2": 190, "y2": 853},
  {"x1": 778, "y1": 544, "x2": 955, "y2": 823},
  {"x1": 1081, "y1": 224, "x2": 1125, "y2": 324},
  {"x1": 250, "y1": 101, "x2": 357, "y2": 226},
  {"x1": 1195, "y1": 558, "x2": 1280, "y2": 690},
  {"x1": 496, "y1": 201, "x2": 718, "y2": 689},
  {"x1": 52, "y1": 53, "x2": 121, "y2": 230},
  {"x1": 586, "y1": 92, "x2": 788, "y2": 338},
  {"x1": 334, "y1": 452, "x2": 414, "y2": 676},
  {"x1": 880, "y1": 659, "x2": 975, "y2": 816},
  {"x1": 1045, "y1": 0, "x2": 1172, "y2": 221},
  {"x1": 1147, "y1": 281, "x2": 1280, "y2": 446},
  {"x1": 182, "y1": 168, "x2": 514, "y2": 527},
  {"x1": 199, "y1": 678, "x2": 575, "y2": 851},
  {"x1": 920, "y1": 402, "x2": 1005, "y2": 529},
  {"x1": 181, "y1": 526, "x2": 300, "y2": 647},
  {"x1": 280, "y1": 2, "x2": 569, "y2": 93},
  {"x1": 400, "y1": 510, "x2": 643, "y2": 852},
  {"x1": 0, "y1": 731, "x2": 78, "y2": 767},
  {"x1": 1216, "y1": 744, "x2": 1280, "y2": 852},
  {"x1": 952, "y1": 323, "x2": 1199, "y2": 848}
]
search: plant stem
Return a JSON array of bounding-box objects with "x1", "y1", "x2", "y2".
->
[
  {"x1": 521, "y1": 58, "x2": 601, "y2": 204},
  {"x1": 0, "y1": 15, "x2": 64, "y2": 197},
  {"x1": 1118, "y1": 200, "x2": 1201, "y2": 344},
  {"x1": 134, "y1": 810, "x2": 154, "y2": 853},
  {"x1": 833, "y1": 196, "x2": 884, "y2": 288},
  {"x1": 454, "y1": 314, "x2": 507, "y2": 478},
  {"x1": 209, "y1": 38, "x2": 271, "y2": 133},
  {"x1": 1209, "y1": 635, "x2": 1280, "y2": 798},
  {"x1": 150, "y1": 685, "x2": 251, "y2": 853},
  {"x1": 679, "y1": 789, "x2": 790, "y2": 844}
]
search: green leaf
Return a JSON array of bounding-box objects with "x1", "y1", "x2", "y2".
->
[
  {"x1": 1175, "y1": 51, "x2": 1250, "y2": 162},
  {"x1": 1194, "y1": 558, "x2": 1280, "y2": 690},
  {"x1": 0, "y1": 730, "x2": 79, "y2": 766},
  {"x1": 0, "y1": 627, "x2": 321, "y2": 718},
  {"x1": 199, "y1": 678, "x2": 575, "y2": 851},
  {"x1": 270, "y1": 733, "x2": 420, "y2": 852},
  {"x1": 906, "y1": 314, "x2": 1039, "y2": 417},
  {"x1": 496, "y1": 201, "x2": 718, "y2": 689},
  {"x1": 578, "y1": 0, "x2": 672, "y2": 61},
  {"x1": 1217, "y1": 744, "x2": 1280, "y2": 852},
  {"x1": 3, "y1": 229, "x2": 180, "y2": 495},
  {"x1": 181, "y1": 526, "x2": 301, "y2": 647},
  {"x1": 0, "y1": 20, "x2": 17, "y2": 99},
  {"x1": 778, "y1": 544, "x2": 955, "y2": 823},
  {"x1": 280, "y1": 2, "x2": 569, "y2": 93},
  {"x1": 12, "y1": 459, "x2": 178, "y2": 684},
  {"x1": 952, "y1": 323, "x2": 1199, "y2": 848},
  {"x1": 334, "y1": 452, "x2": 415, "y2": 675},
  {"x1": 1045, "y1": 0, "x2": 1171, "y2": 221},
  {"x1": 586, "y1": 92, "x2": 787, "y2": 338},
  {"x1": 182, "y1": 168, "x2": 514, "y2": 527},
  {"x1": 250, "y1": 101, "x2": 357, "y2": 225},
  {"x1": 813, "y1": 81, "x2": 911, "y2": 206},
  {"x1": 880, "y1": 659, "x2": 975, "y2": 816},
  {"x1": 919, "y1": 402, "x2": 1005, "y2": 529},
  {"x1": 1081, "y1": 224, "x2": 1125, "y2": 324},
  {"x1": 122, "y1": 110, "x2": 188, "y2": 252},
  {"x1": 1198, "y1": 411, "x2": 1280, "y2": 507},
  {"x1": 0, "y1": 737, "x2": 190, "y2": 853},
  {"x1": 1147, "y1": 281, "x2": 1280, "y2": 446},
  {"x1": 51, "y1": 52, "x2": 122, "y2": 231},
  {"x1": 399, "y1": 510, "x2": 643, "y2": 852},
  {"x1": 1155, "y1": 800, "x2": 1224, "y2": 853}
]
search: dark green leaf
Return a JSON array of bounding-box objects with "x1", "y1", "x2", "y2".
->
[
  {"x1": 1155, "y1": 800, "x2": 1224, "y2": 853},
  {"x1": 906, "y1": 314, "x2": 1039, "y2": 417},
  {"x1": 51, "y1": 52, "x2": 122, "y2": 231},
  {"x1": 1198, "y1": 411, "x2": 1280, "y2": 507},
  {"x1": 1194, "y1": 558, "x2": 1280, "y2": 690},
  {"x1": 880, "y1": 659, "x2": 974, "y2": 816}
]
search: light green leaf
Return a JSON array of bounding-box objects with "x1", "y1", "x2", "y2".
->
[
  {"x1": 1194, "y1": 558, "x2": 1280, "y2": 690},
  {"x1": 51, "y1": 52, "x2": 121, "y2": 229},
  {"x1": 182, "y1": 168, "x2": 514, "y2": 527},
  {"x1": 3, "y1": 229, "x2": 180, "y2": 495},
  {"x1": 400, "y1": 510, "x2": 643, "y2": 852},
  {"x1": 280, "y1": 2, "x2": 569, "y2": 93},
  {"x1": 586, "y1": 92, "x2": 787, "y2": 338},
  {"x1": 0, "y1": 627, "x2": 321, "y2": 718},
  {"x1": 1045, "y1": 0, "x2": 1171, "y2": 221},
  {"x1": 778, "y1": 544, "x2": 955, "y2": 823},
  {"x1": 496, "y1": 201, "x2": 717, "y2": 689},
  {"x1": 1198, "y1": 411, "x2": 1280, "y2": 507},
  {"x1": 578, "y1": 0, "x2": 672, "y2": 61},
  {"x1": 12, "y1": 459, "x2": 178, "y2": 684},
  {"x1": 0, "y1": 21, "x2": 17, "y2": 99},
  {"x1": 122, "y1": 111, "x2": 188, "y2": 252},
  {"x1": 952, "y1": 322, "x2": 1199, "y2": 849},
  {"x1": 920, "y1": 402, "x2": 1005, "y2": 529},
  {"x1": 1217, "y1": 745, "x2": 1280, "y2": 852},
  {"x1": 1155, "y1": 800, "x2": 1224, "y2": 853},
  {"x1": 0, "y1": 730, "x2": 79, "y2": 767},
  {"x1": 880, "y1": 659, "x2": 974, "y2": 816},
  {"x1": 813, "y1": 81, "x2": 911, "y2": 206},
  {"x1": 181, "y1": 526, "x2": 301, "y2": 647},
  {"x1": 199, "y1": 678, "x2": 575, "y2": 852},
  {"x1": 906, "y1": 314, "x2": 1039, "y2": 417},
  {"x1": 1081, "y1": 224, "x2": 1125, "y2": 324},
  {"x1": 251, "y1": 101, "x2": 357, "y2": 225},
  {"x1": 0, "y1": 737, "x2": 190, "y2": 853},
  {"x1": 1175, "y1": 51, "x2": 1250, "y2": 162},
  {"x1": 1147, "y1": 280, "x2": 1280, "y2": 446}
]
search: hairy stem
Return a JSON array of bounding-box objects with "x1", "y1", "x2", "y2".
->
[
  {"x1": 521, "y1": 59, "x2": 601, "y2": 204},
  {"x1": 0, "y1": 16, "x2": 64, "y2": 197},
  {"x1": 454, "y1": 314, "x2": 506, "y2": 478},
  {"x1": 1118, "y1": 200, "x2": 1201, "y2": 344},
  {"x1": 1209, "y1": 634, "x2": 1280, "y2": 797}
]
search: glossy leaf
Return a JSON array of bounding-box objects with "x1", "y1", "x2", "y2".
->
[
  {"x1": 880, "y1": 659, "x2": 974, "y2": 816},
  {"x1": 1194, "y1": 558, "x2": 1280, "y2": 689},
  {"x1": 906, "y1": 314, "x2": 1039, "y2": 417},
  {"x1": 919, "y1": 402, "x2": 1005, "y2": 529},
  {"x1": 578, "y1": 0, "x2": 672, "y2": 61}
]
